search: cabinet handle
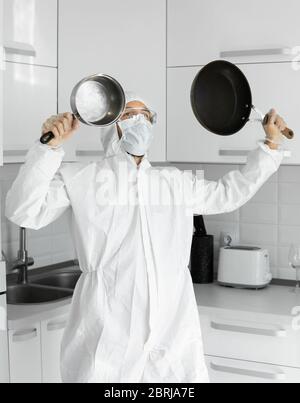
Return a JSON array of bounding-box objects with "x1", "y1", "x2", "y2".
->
[
  {"x1": 4, "y1": 42, "x2": 36, "y2": 57},
  {"x1": 219, "y1": 149, "x2": 292, "y2": 158},
  {"x1": 4, "y1": 150, "x2": 28, "y2": 157},
  {"x1": 211, "y1": 321, "x2": 287, "y2": 338},
  {"x1": 75, "y1": 150, "x2": 104, "y2": 157},
  {"x1": 210, "y1": 362, "x2": 286, "y2": 381},
  {"x1": 220, "y1": 48, "x2": 293, "y2": 59},
  {"x1": 219, "y1": 149, "x2": 249, "y2": 157},
  {"x1": 47, "y1": 320, "x2": 67, "y2": 332},
  {"x1": 13, "y1": 328, "x2": 38, "y2": 343}
]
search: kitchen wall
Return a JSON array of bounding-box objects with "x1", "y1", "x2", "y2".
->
[
  {"x1": 1, "y1": 163, "x2": 76, "y2": 273},
  {"x1": 1, "y1": 157, "x2": 299, "y2": 280},
  {"x1": 169, "y1": 161, "x2": 300, "y2": 280}
]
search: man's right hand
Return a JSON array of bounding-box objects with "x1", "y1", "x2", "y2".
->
[{"x1": 41, "y1": 113, "x2": 80, "y2": 148}]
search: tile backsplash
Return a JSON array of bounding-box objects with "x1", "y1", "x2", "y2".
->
[
  {"x1": 1, "y1": 160, "x2": 300, "y2": 280},
  {"x1": 1, "y1": 163, "x2": 76, "y2": 274},
  {"x1": 169, "y1": 162, "x2": 300, "y2": 280}
]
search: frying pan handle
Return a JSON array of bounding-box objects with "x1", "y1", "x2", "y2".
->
[
  {"x1": 39, "y1": 113, "x2": 77, "y2": 145},
  {"x1": 263, "y1": 113, "x2": 294, "y2": 140},
  {"x1": 282, "y1": 128, "x2": 294, "y2": 140}
]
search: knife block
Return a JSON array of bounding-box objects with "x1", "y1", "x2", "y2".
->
[{"x1": 190, "y1": 216, "x2": 214, "y2": 284}]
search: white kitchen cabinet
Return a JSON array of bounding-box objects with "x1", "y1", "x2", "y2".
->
[
  {"x1": 206, "y1": 356, "x2": 300, "y2": 384},
  {"x1": 3, "y1": 62, "x2": 75, "y2": 162},
  {"x1": 0, "y1": 296, "x2": 9, "y2": 383},
  {"x1": 0, "y1": 0, "x2": 4, "y2": 166},
  {"x1": 3, "y1": 0, "x2": 58, "y2": 67},
  {"x1": 167, "y1": 63, "x2": 300, "y2": 164},
  {"x1": 58, "y1": 0, "x2": 166, "y2": 163},
  {"x1": 8, "y1": 312, "x2": 70, "y2": 383},
  {"x1": 41, "y1": 315, "x2": 68, "y2": 383},
  {"x1": 200, "y1": 307, "x2": 300, "y2": 369},
  {"x1": 8, "y1": 323, "x2": 42, "y2": 383},
  {"x1": 168, "y1": 0, "x2": 300, "y2": 67}
]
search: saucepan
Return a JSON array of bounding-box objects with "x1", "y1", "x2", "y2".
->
[
  {"x1": 40, "y1": 73, "x2": 126, "y2": 144},
  {"x1": 190, "y1": 60, "x2": 294, "y2": 139}
]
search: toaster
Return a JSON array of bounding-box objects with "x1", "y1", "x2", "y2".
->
[{"x1": 217, "y1": 246, "x2": 272, "y2": 289}]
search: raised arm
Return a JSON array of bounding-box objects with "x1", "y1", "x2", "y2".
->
[
  {"x1": 5, "y1": 140, "x2": 71, "y2": 230},
  {"x1": 5, "y1": 113, "x2": 80, "y2": 230},
  {"x1": 190, "y1": 109, "x2": 287, "y2": 215},
  {"x1": 191, "y1": 142, "x2": 284, "y2": 215}
]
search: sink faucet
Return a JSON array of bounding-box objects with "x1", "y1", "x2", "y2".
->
[{"x1": 2, "y1": 227, "x2": 34, "y2": 284}]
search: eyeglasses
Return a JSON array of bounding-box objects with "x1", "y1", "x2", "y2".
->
[{"x1": 119, "y1": 107, "x2": 157, "y2": 125}]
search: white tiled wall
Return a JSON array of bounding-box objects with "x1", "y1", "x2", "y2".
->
[
  {"x1": 170, "y1": 163, "x2": 300, "y2": 280},
  {"x1": 0, "y1": 163, "x2": 76, "y2": 274}
]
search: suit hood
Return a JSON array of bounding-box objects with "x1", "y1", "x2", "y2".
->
[{"x1": 100, "y1": 124, "x2": 123, "y2": 157}]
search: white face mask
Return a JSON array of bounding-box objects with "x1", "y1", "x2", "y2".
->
[{"x1": 117, "y1": 114, "x2": 154, "y2": 157}]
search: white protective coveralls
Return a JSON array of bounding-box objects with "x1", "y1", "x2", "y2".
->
[{"x1": 5, "y1": 124, "x2": 284, "y2": 383}]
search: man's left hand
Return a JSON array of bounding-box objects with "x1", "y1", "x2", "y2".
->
[{"x1": 263, "y1": 109, "x2": 287, "y2": 150}]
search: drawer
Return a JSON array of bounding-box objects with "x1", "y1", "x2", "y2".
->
[
  {"x1": 206, "y1": 356, "x2": 300, "y2": 384},
  {"x1": 199, "y1": 308, "x2": 300, "y2": 368}
]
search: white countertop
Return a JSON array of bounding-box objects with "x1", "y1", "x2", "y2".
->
[
  {"x1": 7, "y1": 297, "x2": 72, "y2": 330},
  {"x1": 7, "y1": 282, "x2": 300, "y2": 330},
  {"x1": 194, "y1": 283, "x2": 300, "y2": 317}
]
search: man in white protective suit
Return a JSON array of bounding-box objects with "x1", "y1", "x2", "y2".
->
[{"x1": 5, "y1": 91, "x2": 288, "y2": 383}]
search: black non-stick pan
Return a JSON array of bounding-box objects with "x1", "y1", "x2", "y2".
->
[{"x1": 191, "y1": 60, "x2": 294, "y2": 139}]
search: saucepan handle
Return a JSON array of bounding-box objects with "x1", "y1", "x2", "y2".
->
[
  {"x1": 40, "y1": 131, "x2": 55, "y2": 145},
  {"x1": 40, "y1": 113, "x2": 77, "y2": 145}
]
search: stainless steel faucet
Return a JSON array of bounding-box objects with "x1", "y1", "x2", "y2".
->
[{"x1": 2, "y1": 227, "x2": 34, "y2": 284}]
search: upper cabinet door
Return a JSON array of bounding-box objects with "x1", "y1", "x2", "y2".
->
[
  {"x1": 0, "y1": 0, "x2": 4, "y2": 166},
  {"x1": 3, "y1": 63, "x2": 77, "y2": 163},
  {"x1": 4, "y1": 0, "x2": 58, "y2": 67},
  {"x1": 168, "y1": 0, "x2": 300, "y2": 67},
  {"x1": 59, "y1": 0, "x2": 166, "y2": 162},
  {"x1": 167, "y1": 63, "x2": 300, "y2": 164}
]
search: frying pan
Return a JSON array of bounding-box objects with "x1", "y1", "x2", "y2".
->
[
  {"x1": 40, "y1": 74, "x2": 126, "y2": 145},
  {"x1": 190, "y1": 60, "x2": 294, "y2": 139}
]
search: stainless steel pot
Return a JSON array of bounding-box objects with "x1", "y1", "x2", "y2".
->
[{"x1": 40, "y1": 73, "x2": 126, "y2": 145}]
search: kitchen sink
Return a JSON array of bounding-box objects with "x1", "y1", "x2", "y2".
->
[
  {"x1": 31, "y1": 271, "x2": 82, "y2": 290},
  {"x1": 7, "y1": 284, "x2": 73, "y2": 305}
]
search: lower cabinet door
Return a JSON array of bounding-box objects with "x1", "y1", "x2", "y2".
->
[
  {"x1": 41, "y1": 316, "x2": 68, "y2": 383},
  {"x1": 0, "y1": 295, "x2": 9, "y2": 383},
  {"x1": 206, "y1": 356, "x2": 300, "y2": 383},
  {"x1": 8, "y1": 324, "x2": 42, "y2": 383}
]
